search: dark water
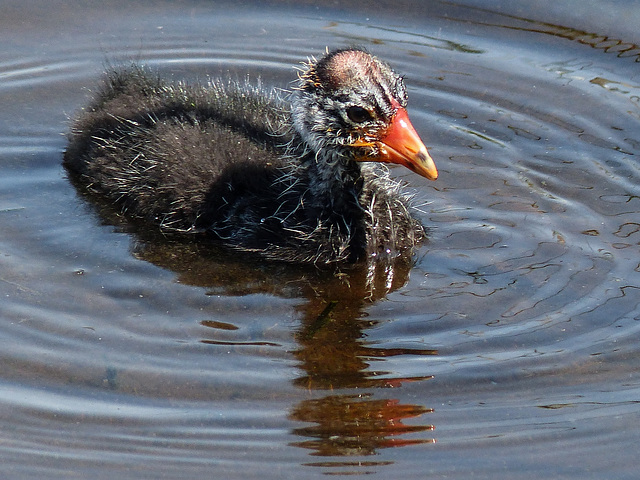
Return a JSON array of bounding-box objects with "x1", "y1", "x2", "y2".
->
[{"x1": 1, "y1": 1, "x2": 639, "y2": 478}]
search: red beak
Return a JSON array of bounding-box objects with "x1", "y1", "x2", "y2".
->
[
  {"x1": 353, "y1": 106, "x2": 438, "y2": 181},
  {"x1": 377, "y1": 107, "x2": 438, "y2": 180}
]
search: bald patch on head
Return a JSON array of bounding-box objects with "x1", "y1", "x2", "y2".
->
[
  {"x1": 315, "y1": 49, "x2": 380, "y2": 90},
  {"x1": 296, "y1": 48, "x2": 409, "y2": 123},
  {"x1": 301, "y1": 48, "x2": 397, "y2": 94}
]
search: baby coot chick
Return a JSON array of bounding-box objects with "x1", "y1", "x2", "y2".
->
[{"x1": 64, "y1": 48, "x2": 438, "y2": 264}]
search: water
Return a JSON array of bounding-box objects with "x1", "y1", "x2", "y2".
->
[{"x1": 1, "y1": 0, "x2": 639, "y2": 478}]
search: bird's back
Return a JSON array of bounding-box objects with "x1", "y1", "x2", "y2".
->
[{"x1": 64, "y1": 67, "x2": 290, "y2": 232}]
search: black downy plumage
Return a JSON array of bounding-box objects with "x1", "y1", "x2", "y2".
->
[{"x1": 64, "y1": 48, "x2": 438, "y2": 263}]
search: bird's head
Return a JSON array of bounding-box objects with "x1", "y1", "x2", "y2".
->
[{"x1": 291, "y1": 48, "x2": 438, "y2": 181}]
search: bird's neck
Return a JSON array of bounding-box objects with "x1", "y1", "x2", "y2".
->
[
  {"x1": 301, "y1": 147, "x2": 367, "y2": 246},
  {"x1": 288, "y1": 95, "x2": 365, "y2": 220}
]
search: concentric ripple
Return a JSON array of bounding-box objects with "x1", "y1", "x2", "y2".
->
[{"x1": 0, "y1": 1, "x2": 639, "y2": 479}]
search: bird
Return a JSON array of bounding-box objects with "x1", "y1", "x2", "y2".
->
[{"x1": 64, "y1": 48, "x2": 438, "y2": 264}]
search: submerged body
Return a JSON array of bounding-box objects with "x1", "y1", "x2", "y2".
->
[{"x1": 64, "y1": 49, "x2": 437, "y2": 263}]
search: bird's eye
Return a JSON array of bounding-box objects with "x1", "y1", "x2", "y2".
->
[{"x1": 346, "y1": 106, "x2": 372, "y2": 123}]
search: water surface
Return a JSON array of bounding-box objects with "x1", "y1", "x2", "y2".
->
[{"x1": 1, "y1": 1, "x2": 639, "y2": 478}]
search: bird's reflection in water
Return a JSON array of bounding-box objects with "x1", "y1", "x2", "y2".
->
[
  {"x1": 289, "y1": 262, "x2": 436, "y2": 470},
  {"x1": 291, "y1": 394, "x2": 434, "y2": 457},
  {"x1": 120, "y1": 226, "x2": 437, "y2": 471}
]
